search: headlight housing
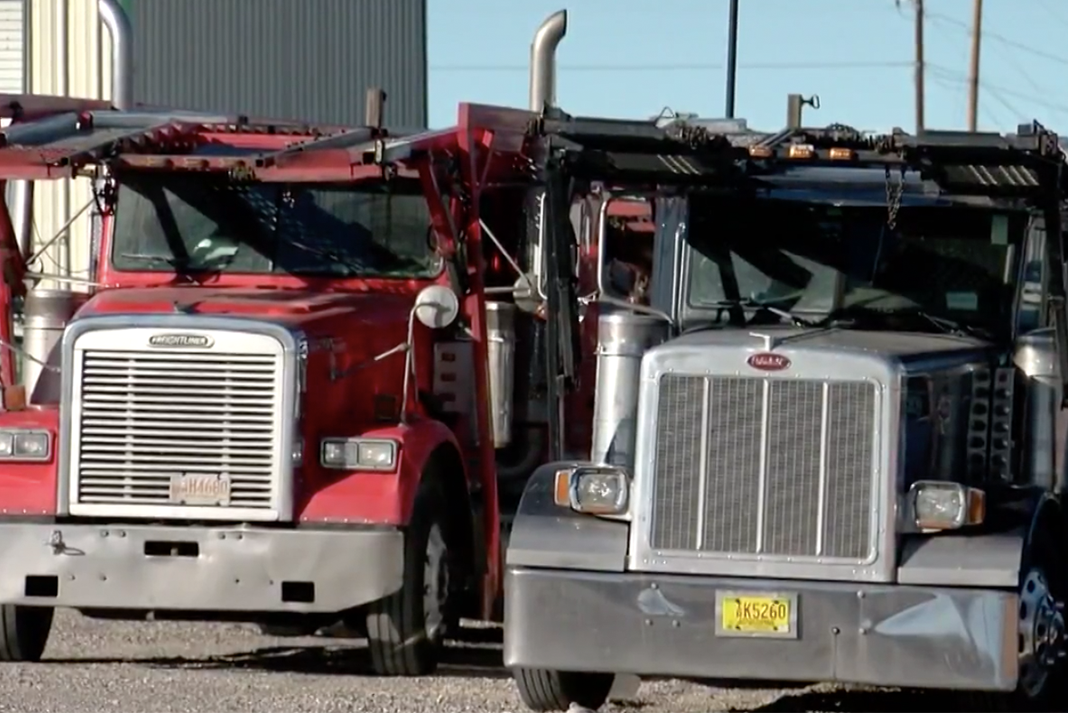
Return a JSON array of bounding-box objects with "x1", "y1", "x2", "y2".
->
[
  {"x1": 319, "y1": 438, "x2": 397, "y2": 471},
  {"x1": 0, "y1": 430, "x2": 51, "y2": 461},
  {"x1": 554, "y1": 465, "x2": 629, "y2": 515},
  {"x1": 908, "y1": 480, "x2": 985, "y2": 531}
]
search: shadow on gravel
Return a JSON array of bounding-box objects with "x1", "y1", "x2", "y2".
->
[
  {"x1": 737, "y1": 687, "x2": 959, "y2": 712},
  {"x1": 44, "y1": 643, "x2": 510, "y2": 679}
]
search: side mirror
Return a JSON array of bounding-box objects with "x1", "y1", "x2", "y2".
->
[{"x1": 413, "y1": 285, "x2": 460, "y2": 330}]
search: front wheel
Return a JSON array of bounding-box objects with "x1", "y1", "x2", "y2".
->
[
  {"x1": 366, "y1": 476, "x2": 455, "y2": 676},
  {"x1": 513, "y1": 668, "x2": 614, "y2": 712},
  {"x1": 0, "y1": 605, "x2": 53, "y2": 661},
  {"x1": 964, "y1": 566, "x2": 1067, "y2": 711}
]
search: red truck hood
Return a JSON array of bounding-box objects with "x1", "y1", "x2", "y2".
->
[{"x1": 78, "y1": 287, "x2": 415, "y2": 330}]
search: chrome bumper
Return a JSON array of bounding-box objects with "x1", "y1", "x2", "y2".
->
[
  {"x1": 0, "y1": 522, "x2": 403, "y2": 613},
  {"x1": 504, "y1": 567, "x2": 1018, "y2": 692}
]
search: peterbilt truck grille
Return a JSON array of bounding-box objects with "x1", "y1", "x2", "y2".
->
[
  {"x1": 649, "y1": 374, "x2": 877, "y2": 561},
  {"x1": 68, "y1": 330, "x2": 287, "y2": 520}
]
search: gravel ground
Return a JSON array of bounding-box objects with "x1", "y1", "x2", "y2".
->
[{"x1": 0, "y1": 610, "x2": 957, "y2": 713}]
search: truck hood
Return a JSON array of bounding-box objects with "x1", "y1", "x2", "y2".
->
[
  {"x1": 654, "y1": 325, "x2": 996, "y2": 370},
  {"x1": 667, "y1": 325, "x2": 992, "y2": 357},
  {"x1": 640, "y1": 326, "x2": 1001, "y2": 390},
  {"x1": 75, "y1": 287, "x2": 415, "y2": 331}
]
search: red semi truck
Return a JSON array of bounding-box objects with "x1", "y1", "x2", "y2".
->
[{"x1": 0, "y1": 91, "x2": 663, "y2": 682}]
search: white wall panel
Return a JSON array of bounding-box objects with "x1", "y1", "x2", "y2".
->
[
  {"x1": 28, "y1": 0, "x2": 111, "y2": 292},
  {"x1": 0, "y1": 0, "x2": 24, "y2": 94}
]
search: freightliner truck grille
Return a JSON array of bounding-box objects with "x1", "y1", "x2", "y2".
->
[
  {"x1": 66, "y1": 328, "x2": 287, "y2": 521},
  {"x1": 649, "y1": 374, "x2": 877, "y2": 562}
]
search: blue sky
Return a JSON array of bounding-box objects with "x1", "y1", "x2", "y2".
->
[{"x1": 427, "y1": 0, "x2": 1068, "y2": 134}]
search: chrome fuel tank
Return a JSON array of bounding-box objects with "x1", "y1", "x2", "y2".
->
[{"x1": 590, "y1": 310, "x2": 670, "y2": 467}]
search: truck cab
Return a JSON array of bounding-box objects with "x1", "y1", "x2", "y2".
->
[
  {"x1": 0, "y1": 98, "x2": 508, "y2": 676},
  {"x1": 504, "y1": 117, "x2": 1068, "y2": 711}
]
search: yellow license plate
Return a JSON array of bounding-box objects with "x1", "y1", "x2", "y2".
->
[{"x1": 717, "y1": 592, "x2": 795, "y2": 638}]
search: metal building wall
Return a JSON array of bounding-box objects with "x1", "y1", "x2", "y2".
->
[
  {"x1": 130, "y1": 0, "x2": 427, "y2": 128},
  {"x1": 0, "y1": 0, "x2": 26, "y2": 257},
  {"x1": 0, "y1": 0, "x2": 24, "y2": 94},
  {"x1": 27, "y1": 0, "x2": 110, "y2": 292}
]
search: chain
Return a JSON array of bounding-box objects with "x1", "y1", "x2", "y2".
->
[
  {"x1": 884, "y1": 164, "x2": 905, "y2": 230},
  {"x1": 91, "y1": 172, "x2": 118, "y2": 216}
]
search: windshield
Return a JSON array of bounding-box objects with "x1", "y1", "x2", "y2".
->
[
  {"x1": 111, "y1": 174, "x2": 440, "y2": 278},
  {"x1": 686, "y1": 196, "x2": 1024, "y2": 335}
]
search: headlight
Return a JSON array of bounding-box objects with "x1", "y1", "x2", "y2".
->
[
  {"x1": 0, "y1": 430, "x2": 51, "y2": 461},
  {"x1": 908, "y1": 480, "x2": 985, "y2": 531},
  {"x1": 554, "y1": 465, "x2": 629, "y2": 515},
  {"x1": 320, "y1": 438, "x2": 397, "y2": 471}
]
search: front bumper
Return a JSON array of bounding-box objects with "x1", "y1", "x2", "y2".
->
[
  {"x1": 0, "y1": 522, "x2": 404, "y2": 613},
  {"x1": 504, "y1": 567, "x2": 1019, "y2": 692}
]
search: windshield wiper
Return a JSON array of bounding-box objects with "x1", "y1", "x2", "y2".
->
[
  {"x1": 815, "y1": 305, "x2": 990, "y2": 339},
  {"x1": 120, "y1": 252, "x2": 234, "y2": 275},
  {"x1": 120, "y1": 253, "x2": 186, "y2": 267},
  {"x1": 714, "y1": 297, "x2": 819, "y2": 328}
]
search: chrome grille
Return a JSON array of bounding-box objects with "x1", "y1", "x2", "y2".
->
[
  {"x1": 649, "y1": 374, "x2": 876, "y2": 561},
  {"x1": 69, "y1": 334, "x2": 285, "y2": 518}
]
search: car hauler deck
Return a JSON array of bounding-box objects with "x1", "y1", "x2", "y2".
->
[
  {"x1": 503, "y1": 116, "x2": 1068, "y2": 711},
  {"x1": 0, "y1": 77, "x2": 670, "y2": 687},
  {"x1": 0, "y1": 90, "x2": 572, "y2": 674}
]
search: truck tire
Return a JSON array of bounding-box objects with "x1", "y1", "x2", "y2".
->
[
  {"x1": 513, "y1": 668, "x2": 614, "y2": 712},
  {"x1": 366, "y1": 475, "x2": 453, "y2": 676},
  {"x1": 963, "y1": 525, "x2": 1067, "y2": 711},
  {"x1": 0, "y1": 605, "x2": 53, "y2": 662}
]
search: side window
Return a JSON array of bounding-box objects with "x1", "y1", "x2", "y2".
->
[
  {"x1": 570, "y1": 198, "x2": 586, "y2": 280},
  {"x1": 1017, "y1": 221, "x2": 1046, "y2": 334},
  {"x1": 600, "y1": 199, "x2": 655, "y2": 306}
]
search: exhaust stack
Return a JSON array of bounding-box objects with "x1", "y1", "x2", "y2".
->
[
  {"x1": 99, "y1": 0, "x2": 134, "y2": 110},
  {"x1": 529, "y1": 10, "x2": 567, "y2": 112}
]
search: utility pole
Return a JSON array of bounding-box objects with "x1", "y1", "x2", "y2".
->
[
  {"x1": 724, "y1": 0, "x2": 739, "y2": 118},
  {"x1": 966, "y1": 0, "x2": 983, "y2": 131},
  {"x1": 914, "y1": 0, "x2": 925, "y2": 134}
]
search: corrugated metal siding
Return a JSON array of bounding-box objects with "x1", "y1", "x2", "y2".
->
[
  {"x1": 0, "y1": 0, "x2": 24, "y2": 235},
  {"x1": 27, "y1": 0, "x2": 107, "y2": 292},
  {"x1": 0, "y1": 0, "x2": 24, "y2": 94},
  {"x1": 130, "y1": 0, "x2": 427, "y2": 128}
]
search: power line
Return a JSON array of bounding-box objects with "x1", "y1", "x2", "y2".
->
[
  {"x1": 430, "y1": 60, "x2": 913, "y2": 73},
  {"x1": 925, "y1": 9, "x2": 1068, "y2": 69},
  {"x1": 922, "y1": 11, "x2": 1044, "y2": 94},
  {"x1": 901, "y1": 6, "x2": 1064, "y2": 127},
  {"x1": 1035, "y1": 0, "x2": 1068, "y2": 33},
  {"x1": 928, "y1": 72, "x2": 1012, "y2": 129},
  {"x1": 928, "y1": 64, "x2": 1068, "y2": 117}
]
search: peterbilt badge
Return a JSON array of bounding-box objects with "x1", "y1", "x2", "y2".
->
[
  {"x1": 147, "y1": 333, "x2": 214, "y2": 349},
  {"x1": 747, "y1": 352, "x2": 790, "y2": 371}
]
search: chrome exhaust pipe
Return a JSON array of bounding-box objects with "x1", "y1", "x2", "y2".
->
[
  {"x1": 99, "y1": 0, "x2": 134, "y2": 110},
  {"x1": 528, "y1": 10, "x2": 567, "y2": 112}
]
